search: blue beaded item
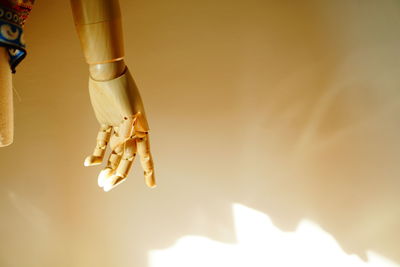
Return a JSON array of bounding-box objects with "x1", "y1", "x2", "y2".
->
[
  {"x1": 0, "y1": 0, "x2": 34, "y2": 73},
  {"x1": 0, "y1": 19, "x2": 25, "y2": 73}
]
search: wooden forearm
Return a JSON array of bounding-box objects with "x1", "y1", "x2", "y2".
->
[
  {"x1": 70, "y1": 0, "x2": 125, "y2": 80},
  {"x1": 0, "y1": 47, "x2": 13, "y2": 147}
]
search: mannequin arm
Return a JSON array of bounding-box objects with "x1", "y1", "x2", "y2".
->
[
  {"x1": 70, "y1": 0, "x2": 156, "y2": 191},
  {"x1": 70, "y1": 0, "x2": 124, "y2": 79}
]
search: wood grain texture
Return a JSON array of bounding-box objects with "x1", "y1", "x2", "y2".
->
[
  {"x1": 89, "y1": 60, "x2": 126, "y2": 81},
  {"x1": 88, "y1": 67, "x2": 149, "y2": 131},
  {"x1": 71, "y1": 0, "x2": 124, "y2": 64},
  {"x1": 0, "y1": 47, "x2": 13, "y2": 147},
  {"x1": 70, "y1": 0, "x2": 121, "y2": 25}
]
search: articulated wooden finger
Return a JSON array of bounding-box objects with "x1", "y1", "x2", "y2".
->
[
  {"x1": 107, "y1": 144, "x2": 123, "y2": 169},
  {"x1": 137, "y1": 134, "x2": 156, "y2": 188},
  {"x1": 84, "y1": 124, "x2": 112, "y2": 166},
  {"x1": 107, "y1": 117, "x2": 135, "y2": 152},
  {"x1": 98, "y1": 144, "x2": 123, "y2": 187},
  {"x1": 103, "y1": 138, "x2": 137, "y2": 192}
]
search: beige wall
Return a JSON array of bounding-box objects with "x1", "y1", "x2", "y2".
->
[{"x1": 1, "y1": 0, "x2": 400, "y2": 266}]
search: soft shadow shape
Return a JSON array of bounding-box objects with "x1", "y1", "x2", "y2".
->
[{"x1": 149, "y1": 204, "x2": 400, "y2": 267}]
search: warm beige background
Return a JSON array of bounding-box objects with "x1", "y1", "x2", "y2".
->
[{"x1": 0, "y1": 0, "x2": 400, "y2": 266}]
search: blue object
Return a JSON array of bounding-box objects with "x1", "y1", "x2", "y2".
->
[{"x1": 0, "y1": 8, "x2": 26, "y2": 73}]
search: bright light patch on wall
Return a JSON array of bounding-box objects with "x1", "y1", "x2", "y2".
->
[{"x1": 149, "y1": 204, "x2": 399, "y2": 267}]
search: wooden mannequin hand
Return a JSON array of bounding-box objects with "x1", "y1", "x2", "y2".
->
[{"x1": 84, "y1": 67, "x2": 156, "y2": 191}]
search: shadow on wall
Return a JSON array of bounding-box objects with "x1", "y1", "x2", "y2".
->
[
  {"x1": 0, "y1": 0, "x2": 399, "y2": 267},
  {"x1": 127, "y1": 0, "x2": 400, "y2": 265},
  {"x1": 125, "y1": 0, "x2": 400, "y2": 266}
]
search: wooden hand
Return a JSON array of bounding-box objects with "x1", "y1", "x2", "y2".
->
[
  {"x1": 84, "y1": 68, "x2": 156, "y2": 191},
  {"x1": 70, "y1": 0, "x2": 156, "y2": 191}
]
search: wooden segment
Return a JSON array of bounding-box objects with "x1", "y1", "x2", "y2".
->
[
  {"x1": 98, "y1": 144, "x2": 123, "y2": 187},
  {"x1": 106, "y1": 144, "x2": 123, "y2": 170},
  {"x1": 102, "y1": 173, "x2": 126, "y2": 192},
  {"x1": 89, "y1": 60, "x2": 126, "y2": 81},
  {"x1": 116, "y1": 138, "x2": 137, "y2": 178},
  {"x1": 0, "y1": 47, "x2": 13, "y2": 147},
  {"x1": 70, "y1": 0, "x2": 124, "y2": 64},
  {"x1": 84, "y1": 124, "x2": 112, "y2": 166},
  {"x1": 70, "y1": 0, "x2": 121, "y2": 25},
  {"x1": 101, "y1": 138, "x2": 137, "y2": 191},
  {"x1": 75, "y1": 19, "x2": 124, "y2": 64},
  {"x1": 137, "y1": 135, "x2": 156, "y2": 188},
  {"x1": 97, "y1": 167, "x2": 113, "y2": 188},
  {"x1": 88, "y1": 68, "x2": 149, "y2": 130}
]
